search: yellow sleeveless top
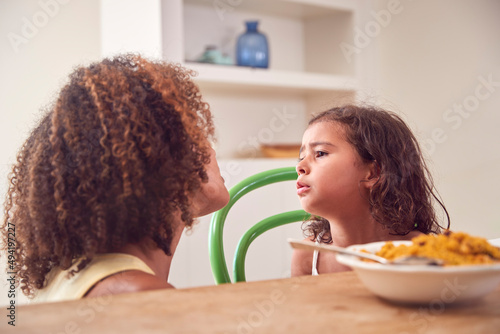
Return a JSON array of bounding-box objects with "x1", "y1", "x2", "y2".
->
[{"x1": 32, "y1": 253, "x2": 155, "y2": 304}]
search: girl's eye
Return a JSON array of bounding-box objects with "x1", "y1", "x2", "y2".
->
[
  {"x1": 315, "y1": 151, "x2": 327, "y2": 158},
  {"x1": 298, "y1": 156, "x2": 304, "y2": 162}
]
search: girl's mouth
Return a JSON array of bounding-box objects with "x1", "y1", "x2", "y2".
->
[{"x1": 296, "y1": 181, "x2": 310, "y2": 195}]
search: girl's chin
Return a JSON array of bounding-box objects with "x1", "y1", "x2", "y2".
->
[{"x1": 300, "y1": 203, "x2": 321, "y2": 218}]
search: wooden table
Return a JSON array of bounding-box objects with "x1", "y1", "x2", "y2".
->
[{"x1": 5, "y1": 271, "x2": 500, "y2": 333}]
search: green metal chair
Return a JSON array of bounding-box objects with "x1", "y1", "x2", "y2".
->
[{"x1": 209, "y1": 166, "x2": 310, "y2": 284}]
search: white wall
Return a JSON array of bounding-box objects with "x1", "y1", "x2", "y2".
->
[
  {"x1": 371, "y1": 0, "x2": 500, "y2": 238},
  {"x1": 0, "y1": 0, "x2": 101, "y2": 306}
]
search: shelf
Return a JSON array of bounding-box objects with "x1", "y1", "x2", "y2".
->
[
  {"x1": 180, "y1": 0, "x2": 355, "y2": 78},
  {"x1": 185, "y1": 63, "x2": 357, "y2": 94},
  {"x1": 185, "y1": 0, "x2": 356, "y2": 19}
]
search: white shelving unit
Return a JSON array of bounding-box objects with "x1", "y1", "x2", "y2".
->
[
  {"x1": 101, "y1": 0, "x2": 360, "y2": 159},
  {"x1": 180, "y1": 0, "x2": 359, "y2": 158},
  {"x1": 176, "y1": 0, "x2": 358, "y2": 93}
]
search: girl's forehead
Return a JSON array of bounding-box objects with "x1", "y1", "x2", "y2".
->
[{"x1": 304, "y1": 121, "x2": 346, "y2": 139}]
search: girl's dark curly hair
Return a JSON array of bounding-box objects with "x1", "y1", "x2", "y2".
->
[
  {"x1": 304, "y1": 105, "x2": 450, "y2": 243},
  {"x1": 1, "y1": 54, "x2": 215, "y2": 297}
]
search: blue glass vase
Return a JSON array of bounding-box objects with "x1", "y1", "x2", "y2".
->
[{"x1": 236, "y1": 21, "x2": 269, "y2": 68}]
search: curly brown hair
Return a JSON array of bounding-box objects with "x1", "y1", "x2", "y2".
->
[
  {"x1": 1, "y1": 54, "x2": 215, "y2": 297},
  {"x1": 303, "y1": 105, "x2": 450, "y2": 243}
]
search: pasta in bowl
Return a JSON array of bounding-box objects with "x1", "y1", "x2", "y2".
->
[{"x1": 336, "y1": 231, "x2": 500, "y2": 304}]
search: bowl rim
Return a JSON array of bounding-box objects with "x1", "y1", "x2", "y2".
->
[{"x1": 336, "y1": 240, "x2": 500, "y2": 273}]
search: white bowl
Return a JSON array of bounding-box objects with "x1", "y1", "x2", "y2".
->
[{"x1": 336, "y1": 241, "x2": 500, "y2": 304}]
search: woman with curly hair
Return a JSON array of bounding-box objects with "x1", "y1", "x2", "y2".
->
[
  {"x1": 1, "y1": 54, "x2": 229, "y2": 302},
  {"x1": 291, "y1": 105, "x2": 450, "y2": 276}
]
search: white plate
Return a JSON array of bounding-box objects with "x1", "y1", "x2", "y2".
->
[{"x1": 336, "y1": 241, "x2": 500, "y2": 304}]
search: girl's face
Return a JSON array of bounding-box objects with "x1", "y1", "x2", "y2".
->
[
  {"x1": 296, "y1": 121, "x2": 375, "y2": 220},
  {"x1": 192, "y1": 147, "x2": 230, "y2": 217}
]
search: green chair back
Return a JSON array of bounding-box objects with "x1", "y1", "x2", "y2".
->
[{"x1": 209, "y1": 167, "x2": 310, "y2": 284}]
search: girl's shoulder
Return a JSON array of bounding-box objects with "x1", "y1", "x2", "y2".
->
[
  {"x1": 291, "y1": 237, "x2": 315, "y2": 277},
  {"x1": 391, "y1": 230, "x2": 424, "y2": 241}
]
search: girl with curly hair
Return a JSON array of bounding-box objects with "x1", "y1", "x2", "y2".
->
[
  {"x1": 1, "y1": 54, "x2": 229, "y2": 302},
  {"x1": 291, "y1": 105, "x2": 450, "y2": 276}
]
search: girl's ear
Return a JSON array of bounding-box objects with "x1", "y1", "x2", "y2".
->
[{"x1": 362, "y1": 160, "x2": 380, "y2": 189}]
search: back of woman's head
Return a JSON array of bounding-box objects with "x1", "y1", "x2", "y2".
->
[
  {"x1": 307, "y1": 104, "x2": 449, "y2": 240},
  {"x1": 2, "y1": 54, "x2": 214, "y2": 296}
]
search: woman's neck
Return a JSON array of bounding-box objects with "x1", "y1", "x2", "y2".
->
[{"x1": 117, "y1": 225, "x2": 184, "y2": 282}]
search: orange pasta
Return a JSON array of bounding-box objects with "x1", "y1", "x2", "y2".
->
[{"x1": 376, "y1": 231, "x2": 500, "y2": 265}]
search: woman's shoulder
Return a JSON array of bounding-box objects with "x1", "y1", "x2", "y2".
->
[{"x1": 85, "y1": 270, "x2": 173, "y2": 298}]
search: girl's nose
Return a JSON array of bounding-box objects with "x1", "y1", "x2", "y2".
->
[{"x1": 296, "y1": 160, "x2": 308, "y2": 175}]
